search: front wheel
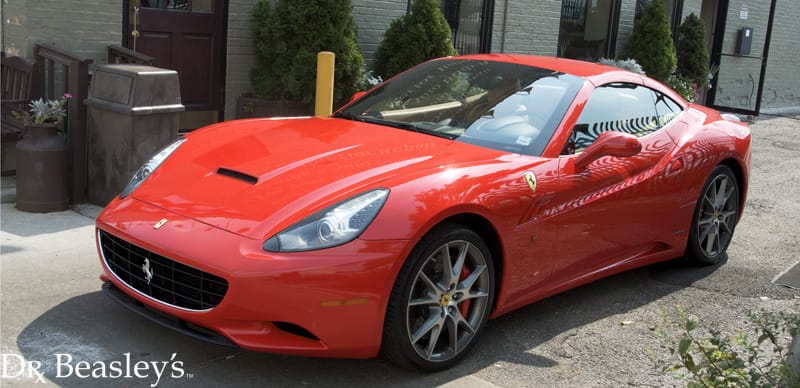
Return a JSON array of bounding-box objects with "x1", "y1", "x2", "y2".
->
[
  {"x1": 686, "y1": 165, "x2": 740, "y2": 266},
  {"x1": 381, "y1": 224, "x2": 495, "y2": 371}
]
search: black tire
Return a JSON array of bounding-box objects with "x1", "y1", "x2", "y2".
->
[
  {"x1": 685, "y1": 165, "x2": 740, "y2": 266},
  {"x1": 381, "y1": 224, "x2": 495, "y2": 371}
]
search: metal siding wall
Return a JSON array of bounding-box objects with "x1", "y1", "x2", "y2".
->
[
  {"x1": 712, "y1": 0, "x2": 770, "y2": 111},
  {"x1": 761, "y1": 0, "x2": 800, "y2": 109},
  {"x1": 682, "y1": 0, "x2": 702, "y2": 20}
]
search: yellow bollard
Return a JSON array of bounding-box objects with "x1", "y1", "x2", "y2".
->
[{"x1": 315, "y1": 51, "x2": 335, "y2": 117}]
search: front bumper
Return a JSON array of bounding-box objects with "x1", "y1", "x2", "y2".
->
[{"x1": 96, "y1": 198, "x2": 408, "y2": 358}]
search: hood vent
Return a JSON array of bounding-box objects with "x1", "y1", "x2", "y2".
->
[{"x1": 216, "y1": 168, "x2": 258, "y2": 185}]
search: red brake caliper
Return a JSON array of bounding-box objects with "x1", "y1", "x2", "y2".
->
[{"x1": 459, "y1": 266, "x2": 471, "y2": 318}]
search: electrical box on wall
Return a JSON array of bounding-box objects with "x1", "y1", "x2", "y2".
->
[{"x1": 737, "y1": 27, "x2": 753, "y2": 55}]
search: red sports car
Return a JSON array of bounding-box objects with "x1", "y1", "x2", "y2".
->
[{"x1": 96, "y1": 54, "x2": 750, "y2": 371}]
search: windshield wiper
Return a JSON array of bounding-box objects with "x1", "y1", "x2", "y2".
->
[
  {"x1": 331, "y1": 111, "x2": 366, "y2": 122},
  {"x1": 332, "y1": 112, "x2": 456, "y2": 140}
]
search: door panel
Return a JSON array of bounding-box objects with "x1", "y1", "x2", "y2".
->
[
  {"x1": 181, "y1": 33, "x2": 214, "y2": 107},
  {"x1": 552, "y1": 130, "x2": 678, "y2": 277},
  {"x1": 545, "y1": 82, "x2": 687, "y2": 280},
  {"x1": 138, "y1": 32, "x2": 171, "y2": 67},
  {"x1": 126, "y1": 0, "x2": 224, "y2": 113}
]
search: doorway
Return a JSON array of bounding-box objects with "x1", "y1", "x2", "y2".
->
[
  {"x1": 124, "y1": 0, "x2": 226, "y2": 130},
  {"x1": 705, "y1": 0, "x2": 778, "y2": 115}
]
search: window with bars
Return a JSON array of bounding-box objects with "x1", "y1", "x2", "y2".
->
[
  {"x1": 558, "y1": 0, "x2": 619, "y2": 61},
  {"x1": 408, "y1": 0, "x2": 494, "y2": 54}
]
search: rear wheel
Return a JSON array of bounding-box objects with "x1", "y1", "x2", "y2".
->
[
  {"x1": 381, "y1": 224, "x2": 494, "y2": 371},
  {"x1": 686, "y1": 165, "x2": 740, "y2": 265}
]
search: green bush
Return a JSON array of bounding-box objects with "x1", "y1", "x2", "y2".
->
[
  {"x1": 626, "y1": 0, "x2": 676, "y2": 82},
  {"x1": 652, "y1": 306, "x2": 800, "y2": 387},
  {"x1": 665, "y1": 75, "x2": 697, "y2": 102},
  {"x1": 249, "y1": 0, "x2": 364, "y2": 107},
  {"x1": 598, "y1": 57, "x2": 645, "y2": 74},
  {"x1": 372, "y1": 0, "x2": 457, "y2": 79},
  {"x1": 676, "y1": 13, "x2": 709, "y2": 87}
]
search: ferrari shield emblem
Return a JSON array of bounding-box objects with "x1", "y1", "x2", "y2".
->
[
  {"x1": 523, "y1": 171, "x2": 537, "y2": 192},
  {"x1": 153, "y1": 219, "x2": 168, "y2": 230}
]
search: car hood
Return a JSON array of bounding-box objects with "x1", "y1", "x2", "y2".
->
[{"x1": 133, "y1": 117, "x2": 507, "y2": 240}]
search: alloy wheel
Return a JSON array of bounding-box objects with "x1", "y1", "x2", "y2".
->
[
  {"x1": 696, "y1": 173, "x2": 739, "y2": 258},
  {"x1": 405, "y1": 240, "x2": 491, "y2": 362}
]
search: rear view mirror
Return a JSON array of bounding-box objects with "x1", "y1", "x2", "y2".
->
[{"x1": 574, "y1": 131, "x2": 642, "y2": 170}]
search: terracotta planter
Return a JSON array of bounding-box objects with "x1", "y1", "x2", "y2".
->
[
  {"x1": 236, "y1": 94, "x2": 312, "y2": 119},
  {"x1": 15, "y1": 123, "x2": 70, "y2": 212}
]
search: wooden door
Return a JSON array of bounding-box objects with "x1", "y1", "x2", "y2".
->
[{"x1": 125, "y1": 0, "x2": 225, "y2": 117}]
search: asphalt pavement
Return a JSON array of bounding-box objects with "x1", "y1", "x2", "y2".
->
[{"x1": 1, "y1": 115, "x2": 798, "y2": 387}]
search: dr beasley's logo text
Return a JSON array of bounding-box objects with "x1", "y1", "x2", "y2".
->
[{"x1": 1, "y1": 352, "x2": 187, "y2": 387}]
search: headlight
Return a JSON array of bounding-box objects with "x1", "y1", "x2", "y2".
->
[
  {"x1": 120, "y1": 138, "x2": 186, "y2": 198},
  {"x1": 263, "y1": 188, "x2": 389, "y2": 252}
]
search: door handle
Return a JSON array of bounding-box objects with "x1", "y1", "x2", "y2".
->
[{"x1": 667, "y1": 157, "x2": 684, "y2": 176}]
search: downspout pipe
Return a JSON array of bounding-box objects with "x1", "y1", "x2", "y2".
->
[{"x1": 500, "y1": 0, "x2": 510, "y2": 52}]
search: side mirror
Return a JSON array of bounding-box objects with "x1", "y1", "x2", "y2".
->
[
  {"x1": 573, "y1": 131, "x2": 642, "y2": 170},
  {"x1": 349, "y1": 91, "x2": 367, "y2": 103}
]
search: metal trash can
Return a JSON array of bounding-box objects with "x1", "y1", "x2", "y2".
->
[{"x1": 86, "y1": 64, "x2": 184, "y2": 206}]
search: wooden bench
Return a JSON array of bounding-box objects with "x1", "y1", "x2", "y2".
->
[{"x1": 1, "y1": 52, "x2": 39, "y2": 175}]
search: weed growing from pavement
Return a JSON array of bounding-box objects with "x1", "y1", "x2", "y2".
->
[{"x1": 650, "y1": 306, "x2": 799, "y2": 387}]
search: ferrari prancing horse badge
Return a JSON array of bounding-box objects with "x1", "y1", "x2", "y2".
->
[
  {"x1": 153, "y1": 219, "x2": 168, "y2": 230},
  {"x1": 523, "y1": 171, "x2": 537, "y2": 192}
]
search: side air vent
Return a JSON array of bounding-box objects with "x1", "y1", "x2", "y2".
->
[{"x1": 217, "y1": 168, "x2": 258, "y2": 184}]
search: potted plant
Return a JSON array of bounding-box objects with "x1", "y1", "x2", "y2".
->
[
  {"x1": 14, "y1": 93, "x2": 71, "y2": 134},
  {"x1": 242, "y1": 0, "x2": 364, "y2": 118},
  {"x1": 14, "y1": 93, "x2": 71, "y2": 212}
]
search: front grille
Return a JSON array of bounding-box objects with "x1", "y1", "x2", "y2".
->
[{"x1": 99, "y1": 230, "x2": 228, "y2": 311}]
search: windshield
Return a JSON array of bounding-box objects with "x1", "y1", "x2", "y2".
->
[{"x1": 338, "y1": 59, "x2": 584, "y2": 156}]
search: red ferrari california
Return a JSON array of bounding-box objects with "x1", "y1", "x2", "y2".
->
[{"x1": 96, "y1": 54, "x2": 750, "y2": 370}]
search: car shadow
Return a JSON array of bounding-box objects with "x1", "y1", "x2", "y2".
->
[{"x1": 14, "y1": 258, "x2": 723, "y2": 387}]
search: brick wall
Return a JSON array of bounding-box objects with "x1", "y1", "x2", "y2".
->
[
  {"x1": 615, "y1": 0, "x2": 637, "y2": 57},
  {"x1": 224, "y1": 0, "x2": 259, "y2": 120},
  {"x1": 490, "y1": 0, "x2": 560, "y2": 55},
  {"x1": 351, "y1": 0, "x2": 408, "y2": 66},
  {"x1": 1, "y1": 0, "x2": 122, "y2": 63}
]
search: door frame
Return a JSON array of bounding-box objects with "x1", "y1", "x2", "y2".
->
[{"x1": 705, "y1": 0, "x2": 777, "y2": 116}]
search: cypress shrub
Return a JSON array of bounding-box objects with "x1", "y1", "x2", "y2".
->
[
  {"x1": 249, "y1": 0, "x2": 364, "y2": 108},
  {"x1": 250, "y1": 1, "x2": 280, "y2": 101},
  {"x1": 676, "y1": 13, "x2": 709, "y2": 86},
  {"x1": 626, "y1": 0, "x2": 676, "y2": 82},
  {"x1": 373, "y1": 0, "x2": 457, "y2": 79}
]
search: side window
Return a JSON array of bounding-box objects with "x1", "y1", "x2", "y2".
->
[
  {"x1": 654, "y1": 91, "x2": 683, "y2": 127},
  {"x1": 567, "y1": 83, "x2": 677, "y2": 153}
]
